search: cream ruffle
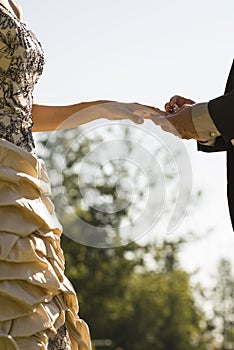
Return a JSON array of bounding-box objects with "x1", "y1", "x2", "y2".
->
[{"x1": 0, "y1": 139, "x2": 92, "y2": 350}]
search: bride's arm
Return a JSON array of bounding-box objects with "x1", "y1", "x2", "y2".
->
[
  {"x1": 32, "y1": 101, "x2": 110, "y2": 132},
  {"x1": 32, "y1": 100, "x2": 155, "y2": 132}
]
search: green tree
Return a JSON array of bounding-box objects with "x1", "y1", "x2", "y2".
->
[
  {"x1": 36, "y1": 128, "x2": 210, "y2": 350},
  {"x1": 62, "y1": 237, "x2": 147, "y2": 341},
  {"x1": 61, "y1": 238, "x2": 209, "y2": 350},
  {"x1": 211, "y1": 259, "x2": 234, "y2": 350}
]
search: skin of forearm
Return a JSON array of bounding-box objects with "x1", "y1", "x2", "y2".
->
[{"x1": 32, "y1": 100, "x2": 110, "y2": 132}]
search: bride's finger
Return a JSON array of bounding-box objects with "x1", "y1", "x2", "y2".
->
[
  {"x1": 128, "y1": 113, "x2": 144, "y2": 124},
  {"x1": 161, "y1": 125, "x2": 180, "y2": 137},
  {"x1": 154, "y1": 108, "x2": 168, "y2": 117},
  {"x1": 150, "y1": 114, "x2": 169, "y2": 126},
  {"x1": 133, "y1": 109, "x2": 153, "y2": 118},
  {"x1": 133, "y1": 106, "x2": 163, "y2": 120},
  {"x1": 133, "y1": 103, "x2": 158, "y2": 112}
]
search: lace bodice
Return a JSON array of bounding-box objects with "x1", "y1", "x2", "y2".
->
[{"x1": 0, "y1": 3, "x2": 44, "y2": 152}]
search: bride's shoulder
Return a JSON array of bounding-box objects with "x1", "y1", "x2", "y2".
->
[{"x1": 9, "y1": 0, "x2": 23, "y2": 20}]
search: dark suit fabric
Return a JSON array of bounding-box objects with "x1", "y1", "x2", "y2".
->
[{"x1": 197, "y1": 60, "x2": 234, "y2": 228}]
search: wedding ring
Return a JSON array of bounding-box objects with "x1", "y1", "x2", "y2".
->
[{"x1": 171, "y1": 103, "x2": 179, "y2": 113}]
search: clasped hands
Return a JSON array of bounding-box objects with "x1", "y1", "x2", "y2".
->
[
  {"x1": 107, "y1": 95, "x2": 200, "y2": 140},
  {"x1": 149, "y1": 95, "x2": 200, "y2": 140}
]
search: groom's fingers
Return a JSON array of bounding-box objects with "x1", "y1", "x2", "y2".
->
[
  {"x1": 165, "y1": 96, "x2": 196, "y2": 113},
  {"x1": 169, "y1": 95, "x2": 187, "y2": 108},
  {"x1": 165, "y1": 102, "x2": 172, "y2": 112},
  {"x1": 169, "y1": 95, "x2": 195, "y2": 108},
  {"x1": 165, "y1": 96, "x2": 187, "y2": 112}
]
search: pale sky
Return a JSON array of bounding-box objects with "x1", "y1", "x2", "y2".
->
[{"x1": 20, "y1": 0, "x2": 234, "y2": 286}]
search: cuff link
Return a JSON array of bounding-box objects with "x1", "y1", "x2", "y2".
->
[{"x1": 210, "y1": 131, "x2": 220, "y2": 138}]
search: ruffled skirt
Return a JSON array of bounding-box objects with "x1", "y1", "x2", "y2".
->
[{"x1": 0, "y1": 139, "x2": 92, "y2": 350}]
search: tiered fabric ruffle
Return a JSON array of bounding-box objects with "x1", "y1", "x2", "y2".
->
[{"x1": 0, "y1": 139, "x2": 92, "y2": 350}]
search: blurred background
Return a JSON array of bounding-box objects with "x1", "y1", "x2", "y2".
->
[{"x1": 20, "y1": 0, "x2": 234, "y2": 348}]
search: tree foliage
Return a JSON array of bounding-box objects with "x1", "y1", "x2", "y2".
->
[
  {"x1": 36, "y1": 128, "x2": 211, "y2": 350},
  {"x1": 210, "y1": 258, "x2": 234, "y2": 350},
  {"x1": 61, "y1": 236, "x2": 209, "y2": 350}
]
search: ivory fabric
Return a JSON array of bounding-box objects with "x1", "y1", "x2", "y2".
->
[{"x1": 0, "y1": 138, "x2": 92, "y2": 350}]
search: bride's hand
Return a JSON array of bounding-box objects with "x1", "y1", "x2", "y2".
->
[{"x1": 99, "y1": 101, "x2": 159, "y2": 124}]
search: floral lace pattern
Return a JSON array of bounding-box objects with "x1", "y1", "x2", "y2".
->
[
  {"x1": 0, "y1": 3, "x2": 44, "y2": 152},
  {"x1": 48, "y1": 325, "x2": 72, "y2": 350}
]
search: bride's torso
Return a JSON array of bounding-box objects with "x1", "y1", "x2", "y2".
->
[{"x1": 0, "y1": 1, "x2": 44, "y2": 152}]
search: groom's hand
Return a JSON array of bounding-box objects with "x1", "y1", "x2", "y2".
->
[
  {"x1": 164, "y1": 95, "x2": 195, "y2": 113},
  {"x1": 150, "y1": 95, "x2": 200, "y2": 140}
]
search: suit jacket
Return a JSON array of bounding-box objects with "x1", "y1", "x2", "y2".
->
[{"x1": 197, "y1": 60, "x2": 234, "y2": 228}]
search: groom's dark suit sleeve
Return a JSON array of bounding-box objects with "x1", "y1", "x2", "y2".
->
[
  {"x1": 197, "y1": 59, "x2": 234, "y2": 229},
  {"x1": 208, "y1": 59, "x2": 234, "y2": 143},
  {"x1": 197, "y1": 60, "x2": 234, "y2": 153}
]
